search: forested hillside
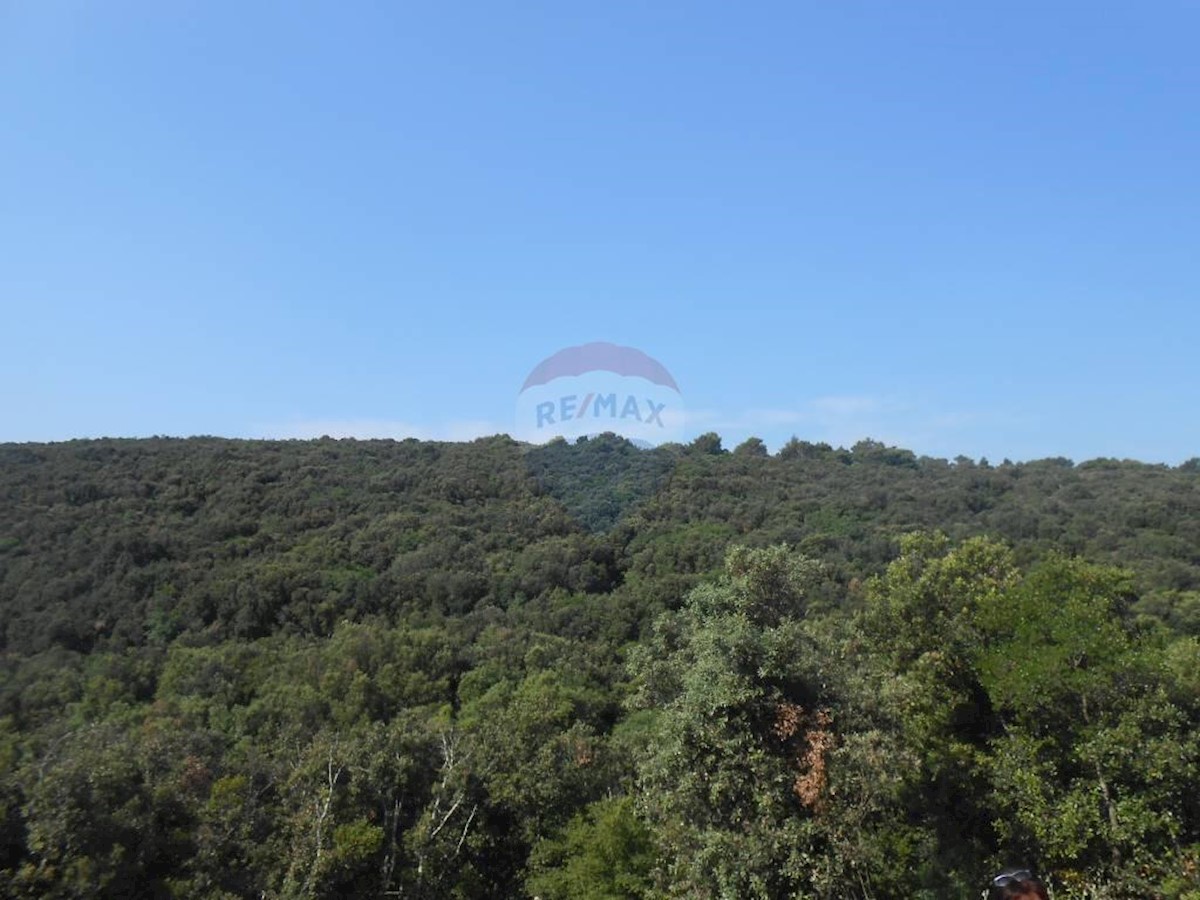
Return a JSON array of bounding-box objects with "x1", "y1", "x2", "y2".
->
[{"x1": 1, "y1": 434, "x2": 1198, "y2": 898}]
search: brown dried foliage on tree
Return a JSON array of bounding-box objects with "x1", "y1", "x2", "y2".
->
[{"x1": 773, "y1": 702, "x2": 835, "y2": 811}]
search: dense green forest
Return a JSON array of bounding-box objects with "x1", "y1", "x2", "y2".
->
[{"x1": 1, "y1": 434, "x2": 1198, "y2": 898}]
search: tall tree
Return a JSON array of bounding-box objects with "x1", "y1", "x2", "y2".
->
[
  {"x1": 627, "y1": 545, "x2": 828, "y2": 898},
  {"x1": 975, "y1": 556, "x2": 1200, "y2": 895}
]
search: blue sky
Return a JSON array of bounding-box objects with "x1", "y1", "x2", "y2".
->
[{"x1": 3, "y1": 1, "x2": 1198, "y2": 462}]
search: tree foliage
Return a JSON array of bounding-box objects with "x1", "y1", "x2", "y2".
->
[{"x1": 1, "y1": 436, "x2": 1199, "y2": 897}]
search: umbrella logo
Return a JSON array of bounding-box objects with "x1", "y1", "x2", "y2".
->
[{"x1": 516, "y1": 342, "x2": 684, "y2": 447}]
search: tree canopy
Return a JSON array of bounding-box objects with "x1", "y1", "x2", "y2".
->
[{"x1": 1, "y1": 435, "x2": 1198, "y2": 897}]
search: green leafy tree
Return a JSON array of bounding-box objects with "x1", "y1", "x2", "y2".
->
[
  {"x1": 627, "y1": 545, "x2": 828, "y2": 898},
  {"x1": 842, "y1": 534, "x2": 1023, "y2": 892},
  {"x1": 10, "y1": 725, "x2": 158, "y2": 898},
  {"x1": 732, "y1": 437, "x2": 768, "y2": 458},
  {"x1": 525, "y1": 796, "x2": 654, "y2": 900},
  {"x1": 975, "y1": 556, "x2": 1200, "y2": 895}
]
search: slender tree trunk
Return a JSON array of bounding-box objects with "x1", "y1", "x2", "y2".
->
[{"x1": 1080, "y1": 695, "x2": 1121, "y2": 869}]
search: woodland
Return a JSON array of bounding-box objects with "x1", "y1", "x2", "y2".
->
[{"x1": 1, "y1": 433, "x2": 1198, "y2": 898}]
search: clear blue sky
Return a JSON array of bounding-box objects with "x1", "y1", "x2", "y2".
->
[{"x1": 3, "y1": 1, "x2": 1198, "y2": 462}]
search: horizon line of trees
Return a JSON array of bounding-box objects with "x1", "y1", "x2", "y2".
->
[{"x1": 1, "y1": 436, "x2": 1198, "y2": 896}]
